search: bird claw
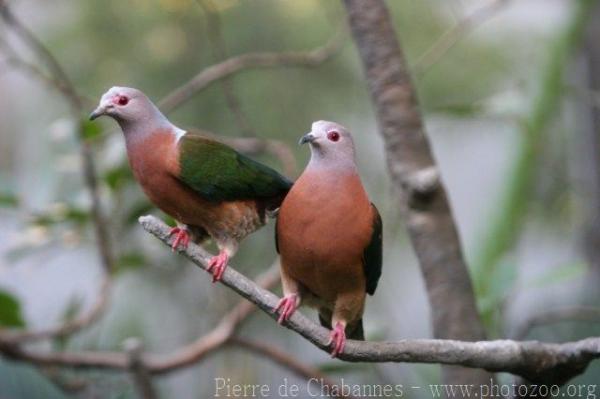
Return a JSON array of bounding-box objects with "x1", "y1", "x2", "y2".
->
[
  {"x1": 168, "y1": 227, "x2": 190, "y2": 251},
  {"x1": 327, "y1": 322, "x2": 346, "y2": 358},
  {"x1": 275, "y1": 294, "x2": 298, "y2": 324},
  {"x1": 207, "y1": 251, "x2": 229, "y2": 283}
]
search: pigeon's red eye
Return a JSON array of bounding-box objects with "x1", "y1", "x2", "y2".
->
[
  {"x1": 327, "y1": 131, "x2": 340, "y2": 142},
  {"x1": 117, "y1": 96, "x2": 129, "y2": 106}
]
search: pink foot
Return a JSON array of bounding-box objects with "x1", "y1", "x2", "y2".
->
[
  {"x1": 275, "y1": 294, "x2": 298, "y2": 324},
  {"x1": 168, "y1": 227, "x2": 190, "y2": 251},
  {"x1": 207, "y1": 251, "x2": 229, "y2": 283},
  {"x1": 327, "y1": 322, "x2": 346, "y2": 358}
]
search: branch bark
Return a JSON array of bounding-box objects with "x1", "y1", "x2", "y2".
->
[
  {"x1": 341, "y1": 0, "x2": 490, "y2": 386},
  {"x1": 123, "y1": 338, "x2": 158, "y2": 399},
  {"x1": 137, "y1": 216, "x2": 600, "y2": 385},
  {"x1": 157, "y1": 27, "x2": 345, "y2": 113},
  {"x1": 2, "y1": 216, "x2": 598, "y2": 385}
]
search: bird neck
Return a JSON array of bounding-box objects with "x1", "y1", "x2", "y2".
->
[
  {"x1": 306, "y1": 154, "x2": 358, "y2": 178},
  {"x1": 119, "y1": 106, "x2": 185, "y2": 147},
  {"x1": 308, "y1": 150, "x2": 358, "y2": 174}
]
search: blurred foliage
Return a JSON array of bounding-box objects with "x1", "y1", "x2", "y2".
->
[
  {"x1": 1, "y1": 0, "x2": 598, "y2": 395},
  {"x1": 0, "y1": 360, "x2": 71, "y2": 399},
  {"x1": 80, "y1": 119, "x2": 103, "y2": 141},
  {"x1": 471, "y1": 0, "x2": 596, "y2": 332},
  {"x1": 526, "y1": 261, "x2": 587, "y2": 288},
  {"x1": 0, "y1": 289, "x2": 25, "y2": 327},
  {"x1": 0, "y1": 192, "x2": 19, "y2": 207}
]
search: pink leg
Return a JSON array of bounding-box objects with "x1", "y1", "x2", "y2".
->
[
  {"x1": 206, "y1": 250, "x2": 229, "y2": 283},
  {"x1": 168, "y1": 227, "x2": 190, "y2": 251},
  {"x1": 327, "y1": 322, "x2": 346, "y2": 358},
  {"x1": 274, "y1": 294, "x2": 298, "y2": 324}
]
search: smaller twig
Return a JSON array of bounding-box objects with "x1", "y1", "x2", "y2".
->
[
  {"x1": 229, "y1": 337, "x2": 359, "y2": 399},
  {"x1": 158, "y1": 26, "x2": 345, "y2": 113},
  {"x1": 1, "y1": 55, "x2": 93, "y2": 106},
  {"x1": 0, "y1": 1, "x2": 115, "y2": 343},
  {"x1": 0, "y1": 1, "x2": 80, "y2": 109},
  {"x1": 197, "y1": 0, "x2": 256, "y2": 137},
  {"x1": 513, "y1": 307, "x2": 600, "y2": 340},
  {"x1": 413, "y1": 0, "x2": 511, "y2": 76},
  {"x1": 147, "y1": 260, "x2": 281, "y2": 374},
  {"x1": 123, "y1": 338, "x2": 158, "y2": 399},
  {"x1": 1, "y1": 276, "x2": 111, "y2": 343},
  {"x1": 0, "y1": 258, "x2": 282, "y2": 375}
]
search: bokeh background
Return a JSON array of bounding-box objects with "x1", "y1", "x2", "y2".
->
[{"x1": 1, "y1": 0, "x2": 600, "y2": 397}]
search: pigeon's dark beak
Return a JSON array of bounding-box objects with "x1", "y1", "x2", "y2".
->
[
  {"x1": 89, "y1": 109, "x2": 103, "y2": 121},
  {"x1": 299, "y1": 133, "x2": 316, "y2": 145},
  {"x1": 89, "y1": 105, "x2": 108, "y2": 121}
]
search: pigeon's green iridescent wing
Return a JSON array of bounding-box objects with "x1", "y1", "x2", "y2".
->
[{"x1": 178, "y1": 134, "x2": 292, "y2": 202}]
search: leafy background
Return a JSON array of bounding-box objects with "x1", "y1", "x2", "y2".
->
[{"x1": 1, "y1": 0, "x2": 599, "y2": 397}]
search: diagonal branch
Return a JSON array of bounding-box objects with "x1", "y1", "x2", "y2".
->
[
  {"x1": 0, "y1": 1, "x2": 114, "y2": 341},
  {"x1": 157, "y1": 26, "x2": 346, "y2": 113},
  {"x1": 513, "y1": 307, "x2": 600, "y2": 341},
  {"x1": 413, "y1": 0, "x2": 512, "y2": 76},
  {"x1": 197, "y1": 0, "x2": 256, "y2": 137},
  {"x1": 2, "y1": 215, "x2": 599, "y2": 385},
  {"x1": 138, "y1": 216, "x2": 600, "y2": 385},
  {"x1": 1, "y1": 276, "x2": 111, "y2": 343},
  {"x1": 147, "y1": 259, "x2": 281, "y2": 374},
  {"x1": 0, "y1": 0, "x2": 80, "y2": 110}
]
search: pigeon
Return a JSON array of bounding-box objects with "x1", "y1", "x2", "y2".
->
[
  {"x1": 90, "y1": 86, "x2": 292, "y2": 281},
  {"x1": 274, "y1": 120, "x2": 382, "y2": 357}
]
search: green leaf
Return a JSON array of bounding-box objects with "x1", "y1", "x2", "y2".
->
[
  {"x1": 64, "y1": 208, "x2": 90, "y2": 225},
  {"x1": 477, "y1": 259, "x2": 518, "y2": 316},
  {"x1": 80, "y1": 119, "x2": 102, "y2": 141},
  {"x1": 0, "y1": 290, "x2": 25, "y2": 327},
  {"x1": 116, "y1": 252, "x2": 147, "y2": 272},
  {"x1": 104, "y1": 164, "x2": 133, "y2": 191},
  {"x1": 527, "y1": 261, "x2": 587, "y2": 288},
  {"x1": 30, "y1": 206, "x2": 89, "y2": 226},
  {"x1": 0, "y1": 192, "x2": 19, "y2": 207},
  {"x1": 432, "y1": 102, "x2": 484, "y2": 117}
]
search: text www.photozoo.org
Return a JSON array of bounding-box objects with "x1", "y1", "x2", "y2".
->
[{"x1": 214, "y1": 378, "x2": 599, "y2": 398}]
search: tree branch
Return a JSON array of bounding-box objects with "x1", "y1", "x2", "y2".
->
[
  {"x1": 157, "y1": 26, "x2": 345, "y2": 113},
  {"x1": 135, "y1": 216, "x2": 598, "y2": 385},
  {"x1": 197, "y1": 0, "x2": 256, "y2": 137},
  {"x1": 341, "y1": 0, "x2": 490, "y2": 386},
  {"x1": 513, "y1": 307, "x2": 600, "y2": 341},
  {"x1": 123, "y1": 338, "x2": 158, "y2": 399},
  {"x1": 0, "y1": 1, "x2": 114, "y2": 341},
  {"x1": 1, "y1": 276, "x2": 111, "y2": 343},
  {"x1": 1, "y1": 216, "x2": 599, "y2": 384},
  {"x1": 413, "y1": 0, "x2": 511, "y2": 76}
]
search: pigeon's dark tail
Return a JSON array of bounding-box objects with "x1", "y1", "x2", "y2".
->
[
  {"x1": 318, "y1": 313, "x2": 365, "y2": 341},
  {"x1": 348, "y1": 319, "x2": 365, "y2": 341}
]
